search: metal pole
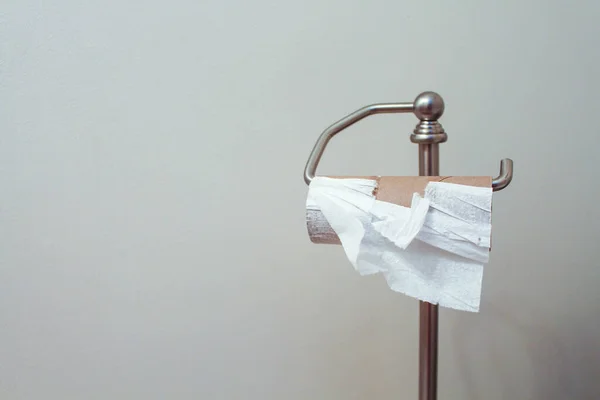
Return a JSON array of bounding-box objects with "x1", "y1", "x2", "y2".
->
[
  {"x1": 411, "y1": 92, "x2": 446, "y2": 400},
  {"x1": 418, "y1": 144, "x2": 439, "y2": 400}
]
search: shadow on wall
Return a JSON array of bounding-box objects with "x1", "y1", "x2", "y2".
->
[{"x1": 453, "y1": 300, "x2": 600, "y2": 399}]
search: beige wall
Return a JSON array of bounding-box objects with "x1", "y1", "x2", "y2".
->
[{"x1": 1, "y1": 0, "x2": 599, "y2": 398}]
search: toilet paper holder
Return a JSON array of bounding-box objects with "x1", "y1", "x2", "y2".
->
[{"x1": 302, "y1": 92, "x2": 513, "y2": 400}]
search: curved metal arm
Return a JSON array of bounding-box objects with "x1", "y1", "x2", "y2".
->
[
  {"x1": 303, "y1": 99, "x2": 513, "y2": 193},
  {"x1": 303, "y1": 103, "x2": 414, "y2": 184},
  {"x1": 492, "y1": 158, "x2": 513, "y2": 191}
]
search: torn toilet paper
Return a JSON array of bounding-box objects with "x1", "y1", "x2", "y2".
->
[{"x1": 306, "y1": 177, "x2": 492, "y2": 312}]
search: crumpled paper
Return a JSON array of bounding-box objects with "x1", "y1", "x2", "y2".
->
[{"x1": 307, "y1": 177, "x2": 493, "y2": 312}]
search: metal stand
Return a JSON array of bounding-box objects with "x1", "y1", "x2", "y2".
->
[
  {"x1": 303, "y1": 92, "x2": 513, "y2": 400},
  {"x1": 412, "y1": 92, "x2": 446, "y2": 400}
]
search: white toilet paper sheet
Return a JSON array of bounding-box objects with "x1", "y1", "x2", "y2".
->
[{"x1": 307, "y1": 177, "x2": 493, "y2": 312}]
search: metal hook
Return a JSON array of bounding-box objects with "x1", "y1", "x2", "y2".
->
[
  {"x1": 492, "y1": 158, "x2": 513, "y2": 191},
  {"x1": 303, "y1": 94, "x2": 513, "y2": 192}
]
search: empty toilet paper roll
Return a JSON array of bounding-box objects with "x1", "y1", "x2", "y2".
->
[
  {"x1": 307, "y1": 176, "x2": 491, "y2": 244},
  {"x1": 306, "y1": 176, "x2": 493, "y2": 312},
  {"x1": 306, "y1": 176, "x2": 492, "y2": 244}
]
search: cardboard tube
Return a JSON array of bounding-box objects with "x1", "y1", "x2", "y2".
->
[{"x1": 306, "y1": 176, "x2": 492, "y2": 244}]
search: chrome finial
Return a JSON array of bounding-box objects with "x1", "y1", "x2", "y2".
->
[{"x1": 411, "y1": 91, "x2": 447, "y2": 144}]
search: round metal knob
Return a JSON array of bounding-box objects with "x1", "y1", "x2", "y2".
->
[
  {"x1": 413, "y1": 91, "x2": 445, "y2": 121},
  {"x1": 411, "y1": 91, "x2": 447, "y2": 144}
]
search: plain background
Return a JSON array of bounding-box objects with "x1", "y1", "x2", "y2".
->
[{"x1": 2, "y1": 1, "x2": 599, "y2": 399}]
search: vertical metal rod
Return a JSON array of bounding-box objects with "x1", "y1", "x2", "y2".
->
[{"x1": 418, "y1": 143, "x2": 439, "y2": 400}]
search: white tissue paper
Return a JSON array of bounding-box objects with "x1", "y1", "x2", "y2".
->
[{"x1": 307, "y1": 177, "x2": 493, "y2": 312}]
